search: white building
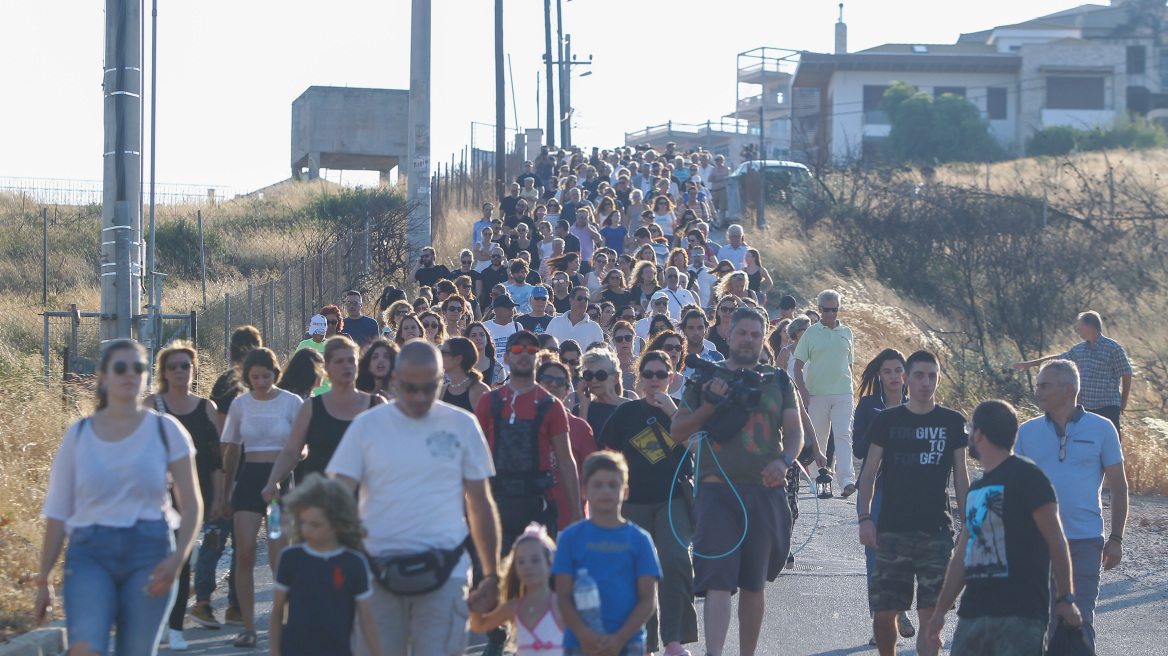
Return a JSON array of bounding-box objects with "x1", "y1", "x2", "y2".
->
[{"x1": 792, "y1": 1, "x2": 1168, "y2": 163}]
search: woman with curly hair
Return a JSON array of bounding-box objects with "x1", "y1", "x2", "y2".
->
[
  {"x1": 629, "y1": 260, "x2": 661, "y2": 311},
  {"x1": 271, "y1": 473, "x2": 381, "y2": 656},
  {"x1": 380, "y1": 299, "x2": 413, "y2": 340},
  {"x1": 467, "y1": 321, "x2": 506, "y2": 386},
  {"x1": 356, "y1": 337, "x2": 397, "y2": 399},
  {"x1": 713, "y1": 270, "x2": 757, "y2": 304}
]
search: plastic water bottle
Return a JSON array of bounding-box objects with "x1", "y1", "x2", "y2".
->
[
  {"x1": 573, "y1": 569, "x2": 605, "y2": 634},
  {"x1": 266, "y1": 500, "x2": 282, "y2": 540}
]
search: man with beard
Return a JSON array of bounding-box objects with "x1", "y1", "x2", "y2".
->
[
  {"x1": 473, "y1": 330, "x2": 583, "y2": 655},
  {"x1": 925, "y1": 399, "x2": 1081, "y2": 656},
  {"x1": 672, "y1": 308, "x2": 802, "y2": 656}
]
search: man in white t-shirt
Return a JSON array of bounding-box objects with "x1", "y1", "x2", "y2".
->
[
  {"x1": 327, "y1": 340, "x2": 501, "y2": 656},
  {"x1": 687, "y1": 245, "x2": 719, "y2": 308},
  {"x1": 485, "y1": 294, "x2": 523, "y2": 364},
  {"x1": 545, "y1": 286, "x2": 605, "y2": 348},
  {"x1": 660, "y1": 266, "x2": 696, "y2": 320},
  {"x1": 718, "y1": 224, "x2": 748, "y2": 270}
]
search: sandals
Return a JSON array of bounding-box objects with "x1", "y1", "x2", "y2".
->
[
  {"x1": 232, "y1": 630, "x2": 258, "y2": 649},
  {"x1": 898, "y1": 611, "x2": 916, "y2": 638}
]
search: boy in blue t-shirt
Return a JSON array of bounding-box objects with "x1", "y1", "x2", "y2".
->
[{"x1": 553, "y1": 452, "x2": 661, "y2": 656}]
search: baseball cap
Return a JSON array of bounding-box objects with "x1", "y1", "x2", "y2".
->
[
  {"x1": 308, "y1": 315, "x2": 328, "y2": 336},
  {"x1": 651, "y1": 291, "x2": 671, "y2": 304},
  {"x1": 779, "y1": 295, "x2": 797, "y2": 310},
  {"x1": 531, "y1": 286, "x2": 549, "y2": 299},
  {"x1": 506, "y1": 330, "x2": 539, "y2": 349},
  {"x1": 492, "y1": 294, "x2": 518, "y2": 309}
]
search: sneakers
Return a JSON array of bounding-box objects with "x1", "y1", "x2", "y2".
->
[
  {"x1": 785, "y1": 554, "x2": 795, "y2": 570},
  {"x1": 188, "y1": 602, "x2": 221, "y2": 629},
  {"x1": 224, "y1": 605, "x2": 244, "y2": 626},
  {"x1": 841, "y1": 482, "x2": 857, "y2": 498},
  {"x1": 663, "y1": 642, "x2": 691, "y2": 656},
  {"x1": 168, "y1": 629, "x2": 189, "y2": 651}
]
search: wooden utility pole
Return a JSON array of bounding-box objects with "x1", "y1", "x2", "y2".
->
[{"x1": 495, "y1": 0, "x2": 506, "y2": 202}]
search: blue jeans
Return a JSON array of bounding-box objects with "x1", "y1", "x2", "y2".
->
[
  {"x1": 63, "y1": 520, "x2": 176, "y2": 655},
  {"x1": 863, "y1": 469, "x2": 883, "y2": 614},
  {"x1": 194, "y1": 516, "x2": 237, "y2": 605}
]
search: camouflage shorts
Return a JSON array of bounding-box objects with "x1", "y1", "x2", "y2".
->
[
  {"x1": 951, "y1": 615, "x2": 1047, "y2": 656},
  {"x1": 869, "y1": 531, "x2": 953, "y2": 612}
]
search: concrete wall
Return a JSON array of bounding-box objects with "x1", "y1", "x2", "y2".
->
[
  {"x1": 1017, "y1": 42, "x2": 1127, "y2": 140},
  {"x1": 290, "y1": 86, "x2": 410, "y2": 179}
]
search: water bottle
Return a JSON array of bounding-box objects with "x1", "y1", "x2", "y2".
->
[
  {"x1": 266, "y1": 500, "x2": 282, "y2": 540},
  {"x1": 573, "y1": 569, "x2": 605, "y2": 634}
]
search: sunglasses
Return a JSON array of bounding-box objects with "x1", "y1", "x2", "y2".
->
[
  {"x1": 461, "y1": 260, "x2": 473, "y2": 265},
  {"x1": 422, "y1": 321, "x2": 441, "y2": 329},
  {"x1": 445, "y1": 306, "x2": 463, "y2": 313},
  {"x1": 165, "y1": 361, "x2": 193, "y2": 372},
  {"x1": 654, "y1": 300, "x2": 668, "y2": 305},
  {"x1": 574, "y1": 296, "x2": 588, "y2": 302},
  {"x1": 538, "y1": 374, "x2": 568, "y2": 388},
  {"x1": 718, "y1": 306, "x2": 735, "y2": 314},
  {"x1": 562, "y1": 357, "x2": 579, "y2": 368},
  {"x1": 492, "y1": 255, "x2": 504, "y2": 259},
  {"x1": 327, "y1": 320, "x2": 339, "y2": 325},
  {"x1": 112, "y1": 361, "x2": 146, "y2": 375},
  {"x1": 820, "y1": 306, "x2": 840, "y2": 313},
  {"x1": 659, "y1": 343, "x2": 683, "y2": 352},
  {"x1": 666, "y1": 275, "x2": 678, "y2": 280},
  {"x1": 394, "y1": 309, "x2": 409, "y2": 316},
  {"x1": 508, "y1": 344, "x2": 540, "y2": 355},
  {"x1": 641, "y1": 369, "x2": 670, "y2": 380},
  {"x1": 400, "y1": 381, "x2": 440, "y2": 394},
  {"x1": 613, "y1": 334, "x2": 634, "y2": 343},
  {"x1": 581, "y1": 369, "x2": 615, "y2": 382}
]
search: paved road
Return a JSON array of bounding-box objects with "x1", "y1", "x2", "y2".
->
[{"x1": 170, "y1": 485, "x2": 1167, "y2": 656}]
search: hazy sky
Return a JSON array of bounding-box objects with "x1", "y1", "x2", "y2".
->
[{"x1": 2, "y1": 0, "x2": 1077, "y2": 192}]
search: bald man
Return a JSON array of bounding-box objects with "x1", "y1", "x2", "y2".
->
[{"x1": 328, "y1": 339, "x2": 502, "y2": 655}]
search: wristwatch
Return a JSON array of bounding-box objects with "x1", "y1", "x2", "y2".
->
[{"x1": 1056, "y1": 593, "x2": 1076, "y2": 605}]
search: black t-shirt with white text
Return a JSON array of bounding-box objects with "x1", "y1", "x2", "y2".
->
[
  {"x1": 868, "y1": 404, "x2": 968, "y2": 533},
  {"x1": 958, "y1": 455, "x2": 1058, "y2": 622},
  {"x1": 597, "y1": 399, "x2": 692, "y2": 504}
]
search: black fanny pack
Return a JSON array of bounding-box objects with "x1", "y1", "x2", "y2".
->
[{"x1": 369, "y1": 546, "x2": 464, "y2": 596}]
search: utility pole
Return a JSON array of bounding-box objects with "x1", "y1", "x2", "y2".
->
[
  {"x1": 758, "y1": 58, "x2": 767, "y2": 229},
  {"x1": 495, "y1": 0, "x2": 506, "y2": 202},
  {"x1": 564, "y1": 34, "x2": 572, "y2": 149},
  {"x1": 406, "y1": 0, "x2": 432, "y2": 256},
  {"x1": 101, "y1": 0, "x2": 143, "y2": 342},
  {"x1": 556, "y1": 0, "x2": 567, "y2": 148},
  {"x1": 543, "y1": 0, "x2": 555, "y2": 148}
]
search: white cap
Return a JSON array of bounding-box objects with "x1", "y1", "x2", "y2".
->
[{"x1": 308, "y1": 314, "x2": 328, "y2": 336}]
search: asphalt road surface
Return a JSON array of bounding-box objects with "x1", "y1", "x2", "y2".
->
[{"x1": 170, "y1": 484, "x2": 1167, "y2": 656}]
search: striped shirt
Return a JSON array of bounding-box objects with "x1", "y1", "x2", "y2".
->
[{"x1": 1059, "y1": 336, "x2": 1132, "y2": 409}]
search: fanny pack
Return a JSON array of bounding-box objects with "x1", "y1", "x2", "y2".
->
[{"x1": 369, "y1": 546, "x2": 464, "y2": 596}]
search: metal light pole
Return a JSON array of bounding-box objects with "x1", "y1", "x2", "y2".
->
[
  {"x1": 406, "y1": 0, "x2": 432, "y2": 255},
  {"x1": 543, "y1": 0, "x2": 555, "y2": 148},
  {"x1": 495, "y1": 0, "x2": 506, "y2": 202},
  {"x1": 556, "y1": 0, "x2": 567, "y2": 148},
  {"x1": 101, "y1": 0, "x2": 143, "y2": 342}
]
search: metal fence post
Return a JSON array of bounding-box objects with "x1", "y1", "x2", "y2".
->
[
  {"x1": 268, "y1": 278, "x2": 276, "y2": 352},
  {"x1": 285, "y1": 268, "x2": 292, "y2": 356},
  {"x1": 42, "y1": 207, "x2": 48, "y2": 306},
  {"x1": 43, "y1": 313, "x2": 50, "y2": 389},
  {"x1": 69, "y1": 304, "x2": 79, "y2": 367},
  {"x1": 224, "y1": 292, "x2": 231, "y2": 366},
  {"x1": 247, "y1": 283, "x2": 254, "y2": 327},
  {"x1": 189, "y1": 310, "x2": 198, "y2": 392}
]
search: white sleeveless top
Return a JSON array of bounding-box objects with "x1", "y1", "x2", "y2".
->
[{"x1": 515, "y1": 593, "x2": 563, "y2": 656}]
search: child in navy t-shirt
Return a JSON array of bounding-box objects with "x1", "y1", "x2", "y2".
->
[
  {"x1": 553, "y1": 452, "x2": 661, "y2": 656},
  {"x1": 271, "y1": 474, "x2": 380, "y2": 656}
]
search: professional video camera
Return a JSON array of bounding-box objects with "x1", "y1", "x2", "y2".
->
[{"x1": 684, "y1": 355, "x2": 785, "y2": 444}]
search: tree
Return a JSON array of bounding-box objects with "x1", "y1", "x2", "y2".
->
[{"x1": 881, "y1": 81, "x2": 1003, "y2": 164}]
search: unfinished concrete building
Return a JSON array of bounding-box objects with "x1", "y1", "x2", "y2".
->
[{"x1": 291, "y1": 86, "x2": 408, "y2": 183}]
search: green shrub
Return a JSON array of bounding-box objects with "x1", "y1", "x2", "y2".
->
[
  {"x1": 152, "y1": 217, "x2": 225, "y2": 277},
  {"x1": 1026, "y1": 116, "x2": 1168, "y2": 156},
  {"x1": 1025, "y1": 125, "x2": 1077, "y2": 157}
]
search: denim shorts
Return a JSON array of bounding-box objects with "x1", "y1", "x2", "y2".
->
[{"x1": 64, "y1": 519, "x2": 176, "y2": 655}]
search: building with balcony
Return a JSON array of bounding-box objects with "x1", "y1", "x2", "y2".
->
[{"x1": 791, "y1": 1, "x2": 1168, "y2": 163}]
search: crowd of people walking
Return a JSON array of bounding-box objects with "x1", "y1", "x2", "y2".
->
[{"x1": 34, "y1": 143, "x2": 1133, "y2": 656}]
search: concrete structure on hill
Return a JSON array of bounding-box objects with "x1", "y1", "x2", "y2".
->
[
  {"x1": 793, "y1": 1, "x2": 1168, "y2": 162},
  {"x1": 290, "y1": 86, "x2": 409, "y2": 183}
]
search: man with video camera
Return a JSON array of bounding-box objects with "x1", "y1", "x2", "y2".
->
[{"x1": 673, "y1": 307, "x2": 803, "y2": 656}]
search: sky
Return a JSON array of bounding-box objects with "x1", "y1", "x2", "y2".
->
[{"x1": 1, "y1": 0, "x2": 1081, "y2": 193}]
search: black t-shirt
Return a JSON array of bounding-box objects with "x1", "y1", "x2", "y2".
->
[
  {"x1": 479, "y1": 265, "x2": 510, "y2": 293},
  {"x1": 274, "y1": 545, "x2": 373, "y2": 656},
  {"x1": 339, "y1": 315, "x2": 379, "y2": 348},
  {"x1": 598, "y1": 400, "x2": 692, "y2": 504},
  {"x1": 868, "y1": 404, "x2": 968, "y2": 533},
  {"x1": 601, "y1": 289, "x2": 633, "y2": 310},
  {"x1": 707, "y1": 328, "x2": 729, "y2": 358},
  {"x1": 958, "y1": 456, "x2": 1058, "y2": 622},
  {"x1": 562, "y1": 233, "x2": 582, "y2": 255},
  {"x1": 553, "y1": 294, "x2": 572, "y2": 314},
  {"x1": 517, "y1": 313, "x2": 553, "y2": 334},
  {"x1": 414, "y1": 264, "x2": 452, "y2": 289},
  {"x1": 629, "y1": 285, "x2": 661, "y2": 310},
  {"x1": 517, "y1": 172, "x2": 544, "y2": 189},
  {"x1": 453, "y1": 267, "x2": 480, "y2": 290},
  {"x1": 500, "y1": 195, "x2": 520, "y2": 219},
  {"x1": 210, "y1": 372, "x2": 243, "y2": 416}
]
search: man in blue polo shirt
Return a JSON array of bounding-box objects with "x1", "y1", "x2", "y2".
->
[{"x1": 1015, "y1": 359, "x2": 1128, "y2": 652}]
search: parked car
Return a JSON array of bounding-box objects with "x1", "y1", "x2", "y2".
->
[{"x1": 725, "y1": 160, "x2": 827, "y2": 223}]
